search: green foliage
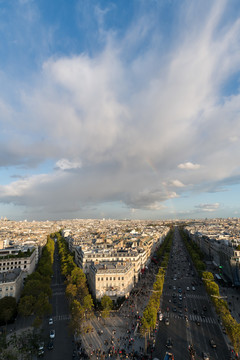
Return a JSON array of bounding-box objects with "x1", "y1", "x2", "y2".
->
[
  {"x1": 17, "y1": 236, "x2": 54, "y2": 324},
  {"x1": 141, "y1": 229, "x2": 172, "y2": 334},
  {"x1": 0, "y1": 297, "x2": 17, "y2": 325},
  {"x1": 54, "y1": 231, "x2": 94, "y2": 335},
  {"x1": 101, "y1": 295, "x2": 113, "y2": 311},
  {"x1": 18, "y1": 295, "x2": 35, "y2": 316}
]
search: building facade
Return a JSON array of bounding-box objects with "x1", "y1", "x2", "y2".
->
[
  {"x1": 0, "y1": 247, "x2": 36, "y2": 279},
  {"x1": 88, "y1": 261, "x2": 135, "y2": 300},
  {"x1": 0, "y1": 268, "x2": 24, "y2": 301}
]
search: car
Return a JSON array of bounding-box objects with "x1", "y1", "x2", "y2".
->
[
  {"x1": 192, "y1": 286, "x2": 196, "y2": 291},
  {"x1": 186, "y1": 287, "x2": 190, "y2": 291},
  {"x1": 165, "y1": 318, "x2": 170, "y2": 325},
  {"x1": 48, "y1": 318, "x2": 53, "y2": 325},
  {"x1": 47, "y1": 340, "x2": 54, "y2": 350},
  {"x1": 172, "y1": 307, "x2": 177, "y2": 312},
  {"x1": 166, "y1": 338, "x2": 173, "y2": 348},
  {"x1": 209, "y1": 339, "x2": 216, "y2": 348},
  {"x1": 195, "y1": 320, "x2": 200, "y2": 326},
  {"x1": 50, "y1": 329, "x2": 55, "y2": 339},
  {"x1": 38, "y1": 342, "x2": 44, "y2": 357},
  {"x1": 202, "y1": 352, "x2": 209, "y2": 360}
]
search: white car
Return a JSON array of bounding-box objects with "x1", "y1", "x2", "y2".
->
[
  {"x1": 50, "y1": 329, "x2": 55, "y2": 339},
  {"x1": 186, "y1": 287, "x2": 190, "y2": 291},
  {"x1": 48, "y1": 318, "x2": 53, "y2": 325},
  {"x1": 192, "y1": 286, "x2": 196, "y2": 291}
]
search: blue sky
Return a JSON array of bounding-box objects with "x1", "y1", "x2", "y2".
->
[{"x1": 1, "y1": 0, "x2": 240, "y2": 221}]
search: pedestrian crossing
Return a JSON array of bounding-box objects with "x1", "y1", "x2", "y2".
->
[
  {"x1": 163, "y1": 312, "x2": 217, "y2": 324},
  {"x1": 164, "y1": 292, "x2": 208, "y2": 300},
  {"x1": 52, "y1": 291, "x2": 66, "y2": 296},
  {"x1": 53, "y1": 314, "x2": 71, "y2": 321}
]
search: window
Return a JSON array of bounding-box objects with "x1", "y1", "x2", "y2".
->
[
  {"x1": 110, "y1": 277, "x2": 112, "y2": 280},
  {"x1": 98, "y1": 278, "x2": 100, "y2": 281},
  {"x1": 113, "y1": 277, "x2": 115, "y2": 280},
  {"x1": 118, "y1": 277, "x2": 120, "y2": 280},
  {"x1": 10, "y1": 287, "x2": 13, "y2": 290},
  {"x1": 24, "y1": 265, "x2": 26, "y2": 268},
  {"x1": 6, "y1": 288, "x2": 8, "y2": 291},
  {"x1": 122, "y1": 277, "x2": 124, "y2": 280},
  {"x1": 101, "y1": 277, "x2": 103, "y2": 281},
  {"x1": 106, "y1": 277, "x2": 108, "y2": 281}
]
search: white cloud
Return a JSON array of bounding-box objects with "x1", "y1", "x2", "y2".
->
[
  {"x1": 195, "y1": 203, "x2": 220, "y2": 212},
  {"x1": 169, "y1": 180, "x2": 185, "y2": 188},
  {"x1": 55, "y1": 159, "x2": 82, "y2": 171},
  {"x1": 1, "y1": 0, "x2": 240, "y2": 218},
  {"x1": 178, "y1": 162, "x2": 201, "y2": 170}
]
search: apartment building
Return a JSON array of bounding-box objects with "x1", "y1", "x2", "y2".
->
[
  {"x1": 186, "y1": 228, "x2": 240, "y2": 286},
  {"x1": 0, "y1": 247, "x2": 36, "y2": 278},
  {"x1": 88, "y1": 261, "x2": 134, "y2": 300},
  {"x1": 0, "y1": 268, "x2": 24, "y2": 301},
  {"x1": 74, "y1": 246, "x2": 147, "y2": 283}
]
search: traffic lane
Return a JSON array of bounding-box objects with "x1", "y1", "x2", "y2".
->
[
  {"x1": 44, "y1": 319, "x2": 74, "y2": 360},
  {"x1": 203, "y1": 321, "x2": 229, "y2": 360}
]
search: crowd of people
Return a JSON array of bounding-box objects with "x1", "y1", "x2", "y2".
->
[{"x1": 76, "y1": 263, "x2": 159, "y2": 360}]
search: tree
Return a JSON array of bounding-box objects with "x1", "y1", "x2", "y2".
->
[
  {"x1": 83, "y1": 294, "x2": 94, "y2": 318},
  {"x1": 101, "y1": 295, "x2": 113, "y2": 311},
  {"x1": 100, "y1": 295, "x2": 113, "y2": 319},
  {"x1": 18, "y1": 295, "x2": 35, "y2": 317},
  {"x1": 66, "y1": 283, "x2": 77, "y2": 301},
  {"x1": 0, "y1": 297, "x2": 17, "y2": 326},
  {"x1": 34, "y1": 292, "x2": 52, "y2": 318},
  {"x1": 69, "y1": 300, "x2": 84, "y2": 335}
]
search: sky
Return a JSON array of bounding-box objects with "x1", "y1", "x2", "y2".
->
[{"x1": 1, "y1": 0, "x2": 240, "y2": 221}]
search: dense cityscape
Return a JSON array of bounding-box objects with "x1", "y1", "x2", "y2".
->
[
  {"x1": 0, "y1": 217, "x2": 239, "y2": 359},
  {"x1": 1, "y1": 1, "x2": 240, "y2": 359}
]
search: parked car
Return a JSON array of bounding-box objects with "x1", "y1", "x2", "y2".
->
[
  {"x1": 50, "y1": 329, "x2": 55, "y2": 339},
  {"x1": 209, "y1": 338, "x2": 216, "y2": 348},
  {"x1": 166, "y1": 338, "x2": 173, "y2": 348},
  {"x1": 48, "y1": 318, "x2": 53, "y2": 325},
  {"x1": 47, "y1": 340, "x2": 54, "y2": 350},
  {"x1": 38, "y1": 342, "x2": 44, "y2": 357},
  {"x1": 202, "y1": 352, "x2": 209, "y2": 360}
]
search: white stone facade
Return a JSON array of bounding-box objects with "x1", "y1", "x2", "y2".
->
[{"x1": 88, "y1": 261, "x2": 135, "y2": 300}]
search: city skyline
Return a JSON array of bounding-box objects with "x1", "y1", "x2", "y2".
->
[{"x1": 1, "y1": 0, "x2": 240, "y2": 221}]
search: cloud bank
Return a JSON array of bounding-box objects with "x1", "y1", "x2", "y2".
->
[{"x1": 0, "y1": 0, "x2": 240, "y2": 219}]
